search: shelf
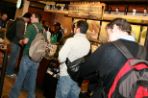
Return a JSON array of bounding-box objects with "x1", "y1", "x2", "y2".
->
[
  {"x1": 44, "y1": 9, "x2": 68, "y2": 14},
  {"x1": 44, "y1": 8, "x2": 148, "y2": 25},
  {"x1": 103, "y1": 14, "x2": 148, "y2": 25}
]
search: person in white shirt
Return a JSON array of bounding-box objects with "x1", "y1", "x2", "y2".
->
[{"x1": 55, "y1": 20, "x2": 90, "y2": 98}]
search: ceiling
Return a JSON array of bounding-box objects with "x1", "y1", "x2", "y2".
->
[
  {"x1": 1, "y1": 0, "x2": 45, "y2": 9},
  {"x1": 28, "y1": 0, "x2": 148, "y2": 3},
  {"x1": 1, "y1": 0, "x2": 148, "y2": 10},
  {"x1": 3, "y1": 0, "x2": 148, "y2": 3}
]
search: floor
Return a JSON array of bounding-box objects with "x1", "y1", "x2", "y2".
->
[{"x1": 2, "y1": 76, "x2": 45, "y2": 98}]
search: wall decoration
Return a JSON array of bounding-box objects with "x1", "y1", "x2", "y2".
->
[
  {"x1": 86, "y1": 20, "x2": 100, "y2": 42},
  {"x1": 131, "y1": 25, "x2": 141, "y2": 42},
  {"x1": 99, "y1": 22, "x2": 109, "y2": 43},
  {"x1": 139, "y1": 26, "x2": 147, "y2": 46},
  {"x1": 68, "y1": 2, "x2": 105, "y2": 20}
]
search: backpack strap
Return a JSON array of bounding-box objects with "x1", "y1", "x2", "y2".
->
[
  {"x1": 136, "y1": 46, "x2": 147, "y2": 59},
  {"x1": 113, "y1": 40, "x2": 147, "y2": 60},
  {"x1": 32, "y1": 24, "x2": 39, "y2": 33},
  {"x1": 113, "y1": 41, "x2": 133, "y2": 59},
  {"x1": 66, "y1": 57, "x2": 85, "y2": 72},
  {"x1": 32, "y1": 24, "x2": 48, "y2": 42}
]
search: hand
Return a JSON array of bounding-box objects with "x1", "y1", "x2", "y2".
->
[
  {"x1": 19, "y1": 38, "x2": 29, "y2": 45},
  {"x1": 19, "y1": 40, "x2": 24, "y2": 46}
]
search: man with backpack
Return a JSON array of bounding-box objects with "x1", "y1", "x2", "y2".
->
[
  {"x1": 6, "y1": 12, "x2": 31, "y2": 77},
  {"x1": 9, "y1": 13, "x2": 43, "y2": 98},
  {"x1": 56, "y1": 20, "x2": 90, "y2": 98},
  {"x1": 69, "y1": 18, "x2": 148, "y2": 98}
]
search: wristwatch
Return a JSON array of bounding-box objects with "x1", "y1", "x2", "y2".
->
[{"x1": 16, "y1": 0, "x2": 24, "y2": 9}]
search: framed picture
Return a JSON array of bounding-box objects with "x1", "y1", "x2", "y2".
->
[
  {"x1": 131, "y1": 25, "x2": 141, "y2": 42},
  {"x1": 86, "y1": 20, "x2": 100, "y2": 42},
  {"x1": 99, "y1": 21, "x2": 109, "y2": 44},
  {"x1": 139, "y1": 26, "x2": 147, "y2": 46},
  {"x1": 127, "y1": 25, "x2": 147, "y2": 46}
]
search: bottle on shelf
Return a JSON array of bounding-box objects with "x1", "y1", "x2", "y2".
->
[
  {"x1": 144, "y1": 8, "x2": 147, "y2": 16},
  {"x1": 115, "y1": 8, "x2": 119, "y2": 14},
  {"x1": 132, "y1": 9, "x2": 136, "y2": 16}
]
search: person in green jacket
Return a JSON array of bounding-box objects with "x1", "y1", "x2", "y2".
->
[
  {"x1": 9, "y1": 13, "x2": 43, "y2": 98},
  {"x1": 51, "y1": 22, "x2": 63, "y2": 44}
]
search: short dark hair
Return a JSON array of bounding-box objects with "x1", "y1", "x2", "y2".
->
[
  {"x1": 76, "y1": 20, "x2": 88, "y2": 34},
  {"x1": 1, "y1": 12, "x2": 8, "y2": 16},
  {"x1": 54, "y1": 22, "x2": 61, "y2": 30},
  {"x1": 23, "y1": 12, "x2": 31, "y2": 19},
  {"x1": 43, "y1": 25, "x2": 48, "y2": 31},
  {"x1": 54, "y1": 22, "x2": 61, "y2": 27},
  {"x1": 106, "y1": 18, "x2": 131, "y2": 34},
  {"x1": 33, "y1": 13, "x2": 42, "y2": 22}
]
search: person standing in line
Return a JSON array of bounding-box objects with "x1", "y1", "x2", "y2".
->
[
  {"x1": 6, "y1": 12, "x2": 32, "y2": 77},
  {"x1": 50, "y1": 22, "x2": 64, "y2": 44},
  {"x1": 71, "y1": 18, "x2": 147, "y2": 97},
  {"x1": 55, "y1": 20, "x2": 90, "y2": 98},
  {"x1": 9, "y1": 13, "x2": 43, "y2": 98}
]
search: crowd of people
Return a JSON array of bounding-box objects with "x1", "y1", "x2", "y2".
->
[
  {"x1": 0, "y1": 11, "x2": 64, "y2": 98},
  {"x1": 0, "y1": 10, "x2": 147, "y2": 98}
]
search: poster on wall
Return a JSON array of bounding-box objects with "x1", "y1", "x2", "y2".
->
[
  {"x1": 68, "y1": 2, "x2": 105, "y2": 20},
  {"x1": 128, "y1": 25, "x2": 147, "y2": 46},
  {"x1": 99, "y1": 22, "x2": 109, "y2": 43},
  {"x1": 86, "y1": 20, "x2": 100, "y2": 42},
  {"x1": 139, "y1": 26, "x2": 147, "y2": 46},
  {"x1": 131, "y1": 25, "x2": 141, "y2": 42}
]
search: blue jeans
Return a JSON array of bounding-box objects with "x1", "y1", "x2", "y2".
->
[
  {"x1": 6, "y1": 42, "x2": 20, "y2": 75},
  {"x1": 9, "y1": 55, "x2": 39, "y2": 98},
  {"x1": 56, "y1": 75, "x2": 80, "y2": 98}
]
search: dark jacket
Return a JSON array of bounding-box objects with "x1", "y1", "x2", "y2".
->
[
  {"x1": 78, "y1": 39, "x2": 148, "y2": 93},
  {"x1": 6, "y1": 18, "x2": 25, "y2": 44}
]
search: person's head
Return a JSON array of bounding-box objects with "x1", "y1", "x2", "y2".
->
[
  {"x1": 106, "y1": 18, "x2": 131, "y2": 41},
  {"x1": 74, "y1": 20, "x2": 88, "y2": 34},
  {"x1": 1, "y1": 13, "x2": 8, "y2": 21},
  {"x1": 23, "y1": 12, "x2": 32, "y2": 23},
  {"x1": 30, "y1": 13, "x2": 42, "y2": 23},
  {"x1": 43, "y1": 25, "x2": 49, "y2": 33},
  {"x1": 53, "y1": 22, "x2": 61, "y2": 32}
]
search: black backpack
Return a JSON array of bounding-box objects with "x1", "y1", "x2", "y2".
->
[
  {"x1": 6, "y1": 19, "x2": 17, "y2": 41},
  {"x1": 6, "y1": 18, "x2": 25, "y2": 42},
  {"x1": 108, "y1": 41, "x2": 148, "y2": 98}
]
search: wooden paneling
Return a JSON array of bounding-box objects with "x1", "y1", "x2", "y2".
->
[{"x1": 54, "y1": 14, "x2": 72, "y2": 36}]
